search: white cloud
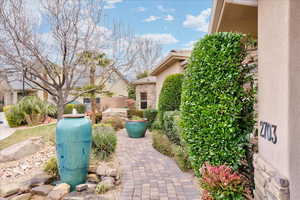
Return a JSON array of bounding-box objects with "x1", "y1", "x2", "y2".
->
[
  {"x1": 157, "y1": 5, "x2": 175, "y2": 12},
  {"x1": 184, "y1": 40, "x2": 197, "y2": 49},
  {"x1": 164, "y1": 15, "x2": 174, "y2": 21},
  {"x1": 104, "y1": 0, "x2": 123, "y2": 9},
  {"x1": 144, "y1": 16, "x2": 160, "y2": 22},
  {"x1": 140, "y1": 33, "x2": 178, "y2": 45},
  {"x1": 183, "y1": 8, "x2": 211, "y2": 32},
  {"x1": 137, "y1": 7, "x2": 146, "y2": 12}
]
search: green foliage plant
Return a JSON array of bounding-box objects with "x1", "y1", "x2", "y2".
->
[
  {"x1": 180, "y1": 32, "x2": 256, "y2": 175},
  {"x1": 92, "y1": 125, "x2": 117, "y2": 160},
  {"x1": 143, "y1": 109, "x2": 158, "y2": 128},
  {"x1": 64, "y1": 104, "x2": 86, "y2": 114},
  {"x1": 95, "y1": 183, "x2": 110, "y2": 194},
  {"x1": 127, "y1": 109, "x2": 144, "y2": 119},
  {"x1": 158, "y1": 74, "x2": 184, "y2": 126},
  {"x1": 163, "y1": 111, "x2": 181, "y2": 145},
  {"x1": 43, "y1": 157, "x2": 59, "y2": 177}
]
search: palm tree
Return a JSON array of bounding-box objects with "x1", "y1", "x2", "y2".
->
[{"x1": 77, "y1": 51, "x2": 110, "y2": 124}]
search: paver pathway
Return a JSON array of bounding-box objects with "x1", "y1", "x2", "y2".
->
[
  {"x1": 117, "y1": 130, "x2": 200, "y2": 200},
  {"x1": 0, "y1": 112, "x2": 15, "y2": 140}
]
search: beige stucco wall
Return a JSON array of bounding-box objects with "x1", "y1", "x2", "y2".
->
[
  {"x1": 258, "y1": 0, "x2": 300, "y2": 199},
  {"x1": 155, "y1": 61, "x2": 184, "y2": 108},
  {"x1": 135, "y1": 83, "x2": 156, "y2": 110}
]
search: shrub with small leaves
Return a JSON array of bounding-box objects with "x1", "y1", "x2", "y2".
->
[
  {"x1": 64, "y1": 104, "x2": 86, "y2": 114},
  {"x1": 152, "y1": 131, "x2": 174, "y2": 157},
  {"x1": 200, "y1": 163, "x2": 250, "y2": 200},
  {"x1": 95, "y1": 183, "x2": 110, "y2": 194},
  {"x1": 143, "y1": 109, "x2": 158, "y2": 129},
  {"x1": 43, "y1": 157, "x2": 59, "y2": 177},
  {"x1": 181, "y1": 32, "x2": 256, "y2": 174},
  {"x1": 92, "y1": 125, "x2": 117, "y2": 160},
  {"x1": 127, "y1": 109, "x2": 144, "y2": 119},
  {"x1": 163, "y1": 111, "x2": 181, "y2": 145},
  {"x1": 174, "y1": 146, "x2": 192, "y2": 171}
]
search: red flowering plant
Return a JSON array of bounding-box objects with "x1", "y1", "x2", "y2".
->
[{"x1": 200, "y1": 163, "x2": 250, "y2": 200}]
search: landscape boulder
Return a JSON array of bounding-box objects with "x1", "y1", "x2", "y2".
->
[{"x1": 0, "y1": 137, "x2": 44, "y2": 162}]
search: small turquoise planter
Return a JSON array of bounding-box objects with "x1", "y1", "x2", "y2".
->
[
  {"x1": 125, "y1": 120, "x2": 148, "y2": 138},
  {"x1": 56, "y1": 114, "x2": 92, "y2": 189}
]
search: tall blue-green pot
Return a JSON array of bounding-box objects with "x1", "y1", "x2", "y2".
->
[{"x1": 56, "y1": 115, "x2": 92, "y2": 189}]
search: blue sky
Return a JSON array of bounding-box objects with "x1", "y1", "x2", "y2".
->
[{"x1": 103, "y1": 0, "x2": 212, "y2": 53}]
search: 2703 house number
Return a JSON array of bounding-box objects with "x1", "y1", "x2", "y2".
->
[{"x1": 260, "y1": 121, "x2": 277, "y2": 144}]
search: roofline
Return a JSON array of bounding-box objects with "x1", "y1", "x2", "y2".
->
[
  {"x1": 209, "y1": 0, "x2": 257, "y2": 34},
  {"x1": 111, "y1": 66, "x2": 130, "y2": 85},
  {"x1": 150, "y1": 55, "x2": 189, "y2": 76}
]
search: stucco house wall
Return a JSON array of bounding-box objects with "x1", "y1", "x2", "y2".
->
[
  {"x1": 135, "y1": 83, "x2": 156, "y2": 110},
  {"x1": 155, "y1": 61, "x2": 183, "y2": 108}
]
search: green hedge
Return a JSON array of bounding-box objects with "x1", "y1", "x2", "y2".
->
[
  {"x1": 163, "y1": 111, "x2": 181, "y2": 145},
  {"x1": 158, "y1": 73, "x2": 184, "y2": 125},
  {"x1": 181, "y1": 32, "x2": 256, "y2": 174},
  {"x1": 64, "y1": 104, "x2": 86, "y2": 114}
]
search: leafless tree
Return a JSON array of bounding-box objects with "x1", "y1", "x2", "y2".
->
[
  {"x1": 0, "y1": 0, "x2": 149, "y2": 119},
  {"x1": 131, "y1": 38, "x2": 162, "y2": 78}
]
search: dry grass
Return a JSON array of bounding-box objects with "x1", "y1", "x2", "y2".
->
[{"x1": 0, "y1": 124, "x2": 56, "y2": 150}]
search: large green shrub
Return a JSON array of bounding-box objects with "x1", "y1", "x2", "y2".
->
[
  {"x1": 143, "y1": 109, "x2": 158, "y2": 128},
  {"x1": 5, "y1": 96, "x2": 56, "y2": 127},
  {"x1": 181, "y1": 32, "x2": 256, "y2": 174},
  {"x1": 158, "y1": 74, "x2": 184, "y2": 125},
  {"x1": 163, "y1": 111, "x2": 181, "y2": 145},
  {"x1": 92, "y1": 124, "x2": 117, "y2": 160}
]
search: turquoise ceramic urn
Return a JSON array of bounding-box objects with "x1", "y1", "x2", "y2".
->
[
  {"x1": 56, "y1": 114, "x2": 92, "y2": 188},
  {"x1": 125, "y1": 119, "x2": 148, "y2": 138}
]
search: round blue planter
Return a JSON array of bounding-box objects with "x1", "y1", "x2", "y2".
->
[
  {"x1": 56, "y1": 114, "x2": 92, "y2": 189},
  {"x1": 125, "y1": 120, "x2": 148, "y2": 138}
]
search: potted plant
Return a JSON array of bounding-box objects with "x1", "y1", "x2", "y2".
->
[{"x1": 125, "y1": 115, "x2": 148, "y2": 138}]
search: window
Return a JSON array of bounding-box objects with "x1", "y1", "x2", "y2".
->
[
  {"x1": 140, "y1": 92, "x2": 147, "y2": 109},
  {"x1": 96, "y1": 98, "x2": 100, "y2": 104},
  {"x1": 83, "y1": 98, "x2": 91, "y2": 104}
]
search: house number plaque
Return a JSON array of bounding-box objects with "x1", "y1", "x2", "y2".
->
[{"x1": 260, "y1": 121, "x2": 277, "y2": 144}]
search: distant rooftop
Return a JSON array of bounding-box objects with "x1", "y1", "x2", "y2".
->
[
  {"x1": 151, "y1": 49, "x2": 191, "y2": 76},
  {"x1": 132, "y1": 76, "x2": 156, "y2": 85}
]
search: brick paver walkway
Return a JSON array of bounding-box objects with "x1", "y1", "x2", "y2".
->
[{"x1": 117, "y1": 130, "x2": 200, "y2": 200}]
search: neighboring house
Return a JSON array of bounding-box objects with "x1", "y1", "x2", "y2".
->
[
  {"x1": 0, "y1": 67, "x2": 129, "y2": 110},
  {"x1": 210, "y1": 0, "x2": 300, "y2": 199},
  {"x1": 0, "y1": 69, "x2": 38, "y2": 106},
  {"x1": 132, "y1": 76, "x2": 156, "y2": 110},
  {"x1": 150, "y1": 50, "x2": 191, "y2": 108}
]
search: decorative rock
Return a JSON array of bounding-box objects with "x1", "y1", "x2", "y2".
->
[
  {"x1": 47, "y1": 183, "x2": 70, "y2": 200},
  {"x1": 0, "y1": 137, "x2": 43, "y2": 162},
  {"x1": 63, "y1": 191, "x2": 96, "y2": 200},
  {"x1": 10, "y1": 193, "x2": 32, "y2": 200},
  {"x1": 87, "y1": 174, "x2": 100, "y2": 183},
  {"x1": 85, "y1": 183, "x2": 97, "y2": 192},
  {"x1": 102, "y1": 177, "x2": 115, "y2": 184},
  {"x1": 107, "y1": 169, "x2": 117, "y2": 177},
  {"x1": 96, "y1": 165, "x2": 117, "y2": 177},
  {"x1": 31, "y1": 185, "x2": 54, "y2": 196},
  {"x1": 75, "y1": 184, "x2": 88, "y2": 192},
  {"x1": 88, "y1": 165, "x2": 97, "y2": 173},
  {"x1": 23, "y1": 172, "x2": 53, "y2": 187},
  {"x1": 0, "y1": 183, "x2": 20, "y2": 197}
]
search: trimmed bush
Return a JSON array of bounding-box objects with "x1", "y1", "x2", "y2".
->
[
  {"x1": 5, "y1": 105, "x2": 25, "y2": 127},
  {"x1": 181, "y1": 32, "x2": 256, "y2": 174},
  {"x1": 64, "y1": 104, "x2": 86, "y2": 114},
  {"x1": 158, "y1": 74, "x2": 184, "y2": 125},
  {"x1": 143, "y1": 109, "x2": 158, "y2": 128},
  {"x1": 92, "y1": 124, "x2": 117, "y2": 160},
  {"x1": 163, "y1": 111, "x2": 181, "y2": 145},
  {"x1": 151, "y1": 118, "x2": 161, "y2": 130},
  {"x1": 102, "y1": 116, "x2": 124, "y2": 130}
]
